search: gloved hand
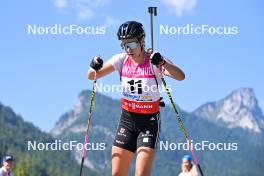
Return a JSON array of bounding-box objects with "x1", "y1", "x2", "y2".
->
[
  {"x1": 150, "y1": 51, "x2": 165, "y2": 66},
  {"x1": 90, "y1": 56, "x2": 103, "y2": 71}
]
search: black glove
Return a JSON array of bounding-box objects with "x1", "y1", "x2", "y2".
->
[
  {"x1": 150, "y1": 51, "x2": 165, "y2": 66},
  {"x1": 90, "y1": 56, "x2": 103, "y2": 71}
]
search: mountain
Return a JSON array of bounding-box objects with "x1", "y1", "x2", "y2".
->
[
  {"x1": 51, "y1": 88, "x2": 264, "y2": 176},
  {"x1": 193, "y1": 87, "x2": 264, "y2": 133},
  {"x1": 0, "y1": 102, "x2": 99, "y2": 176},
  {"x1": 51, "y1": 90, "x2": 121, "y2": 174}
]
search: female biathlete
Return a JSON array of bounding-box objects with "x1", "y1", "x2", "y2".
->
[{"x1": 87, "y1": 21, "x2": 185, "y2": 176}]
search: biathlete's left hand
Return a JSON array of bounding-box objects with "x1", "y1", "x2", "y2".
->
[{"x1": 150, "y1": 51, "x2": 166, "y2": 67}]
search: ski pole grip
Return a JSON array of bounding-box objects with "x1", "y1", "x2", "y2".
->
[{"x1": 148, "y1": 7, "x2": 157, "y2": 16}]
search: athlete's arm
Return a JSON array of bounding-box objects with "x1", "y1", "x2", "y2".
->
[
  {"x1": 150, "y1": 51, "x2": 185, "y2": 81},
  {"x1": 162, "y1": 60, "x2": 185, "y2": 81},
  {"x1": 87, "y1": 62, "x2": 115, "y2": 80}
]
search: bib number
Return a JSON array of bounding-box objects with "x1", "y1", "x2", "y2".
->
[{"x1": 127, "y1": 79, "x2": 142, "y2": 94}]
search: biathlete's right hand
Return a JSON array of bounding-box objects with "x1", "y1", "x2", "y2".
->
[{"x1": 90, "y1": 56, "x2": 103, "y2": 71}]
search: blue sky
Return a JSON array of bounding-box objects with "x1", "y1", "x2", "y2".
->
[{"x1": 0, "y1": 0, "x2": 263, "y2": 132}]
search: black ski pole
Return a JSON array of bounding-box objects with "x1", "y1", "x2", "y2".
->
[
  {"x1": 148, "y1": 7, "x2": 157, "y2": 50},
  {"x1": 148, "y1": 6, "x2": 204, "y2": 176}
]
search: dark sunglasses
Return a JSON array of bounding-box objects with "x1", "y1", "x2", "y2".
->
[{"x1": 121, "y1": 41, "x2": 140, "y2": 49}]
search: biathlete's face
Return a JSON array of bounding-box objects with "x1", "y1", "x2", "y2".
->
[
  {"x1": 3, "y1": 160, "x2": 14, "y2": 171},
  {"x1": 182, "y1": 160, "x2": 192, "y2": 171},
  {"x1": 121, "y1": 38, "x2": 143, "y2": 57}
]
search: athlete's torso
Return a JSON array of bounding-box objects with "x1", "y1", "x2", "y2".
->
[{"x1": 120, "y1": 55, "x2": 160, "y2": 114}]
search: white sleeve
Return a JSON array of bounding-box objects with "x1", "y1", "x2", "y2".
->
[
  {"x1": 107, "y1": 53, "x2": 126, "y2": 73},
  {"x1": 191, "y1": 164, "x2": 201, "y2": 176},
  {"x1": 0, "y1": 168, "x2": 5, "y2": 176}
]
